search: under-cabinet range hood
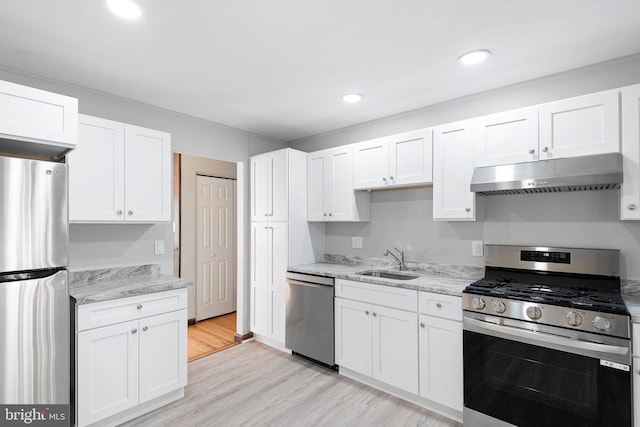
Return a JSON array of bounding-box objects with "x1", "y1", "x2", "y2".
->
[{"x1": 470, "y1": 152, "x2": 623, "y2": 195}]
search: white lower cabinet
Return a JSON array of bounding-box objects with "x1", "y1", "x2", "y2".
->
[
  {"x1": 76, "y1": 289, "x2": 187, "y2": 427},
  {"x1": 335, "y1": 296, "x2": 418, "y2": 394},
  {"x1": 335, "y1": 279, "x2": 463, "y2": 420},
  {"x1": 418, "y1": 292, "x2": 463, "y2": 411}
]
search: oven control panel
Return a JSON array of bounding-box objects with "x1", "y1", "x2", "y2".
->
[{"x1": 462, "y1": 293, "x2": 630, "y2": 339}]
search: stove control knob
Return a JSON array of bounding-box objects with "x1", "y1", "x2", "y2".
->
[
  {"x1": 471, "y1": 297, "x2": 486, "y2": 310},
  {"x1": 592, "y1": 316, "x2": 612, "y2": 331},
  {"x1": 526, "y1": 306, "x2": 542, "y2": 320},
  {"x1": 494, "y1": 301, "x2": 507, "y2": 314},
  {"x1": 566, "y1": 312, "x2": 582, "y2": 327}
]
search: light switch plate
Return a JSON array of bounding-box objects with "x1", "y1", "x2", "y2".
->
[
  {"x1": 154, "y1": 240, "x2": 165, "y2": 255},
  {"x1": 472, "y1": 240, "x2": 484, "y2": 257},
  {"x1": 352, "y1": 236, "x2": 363, "y2": 249}
]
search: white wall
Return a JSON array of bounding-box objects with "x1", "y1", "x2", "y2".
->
[
  {"x1": 0, "y1": 67, "x2": 287, "y2": 331},
  {"x1": 290, "y1": 53, "x2": 640, "y2": 279}
]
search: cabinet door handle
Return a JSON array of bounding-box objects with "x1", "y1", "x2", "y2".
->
[
  {"x1": 372, "y1": 312, "x2": 377, "y2": 317},
  {"x1": 128, "y1": 210, "x2": 134, "y2": 215},
  {"x1": 528, "y1": 149, "x2": 535, "y2": 154},
  {"x1": 328, "y1": 213, "x2": 332, "y2": 216},
  {"x1": 323, "y1": 213, "x2": 327, "y2": 217},
  {"x1": 390, "y1": 176, "x2": 394, "y2": 180},
  {"x1": 365, "y1": 310, "x2": 370, "y2": 315},
  {"x1": 465, "y1": 207, "x2": 471, "y2": 213},
  {"x1": 629, "y1": 204, "x2": 637, "y2": 211},
  {"x1": 542, "y1": 146, "x2": 549, "y2": 153},
  {"x1": 436, "y1": 303, "x2": 442, "y2": 309},
  {"x1": 142, "y1": 326, "x2": 148, "y2": 332},
  {"x1": 131, "y1": 328, "x2": 138, "y2": 334},
  {"x1": 117, "y1": 209, "x2": 123, "y2": 215},
  {"x1": 382, "y1": 177, "x2": 387, "y2": 182},
  {"x1": 264, "y1": 214, "x2": 269, "y2": 217},
  {"x1": 137, "y1": 304, "x2": 143, "y2": 310},
  {"x1": 420, "y1": 323, "x2": 425, "y2": 328}
]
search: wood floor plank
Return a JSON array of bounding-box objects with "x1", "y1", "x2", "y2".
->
[
  {"x1": 121, "y1": 341, "x2": 462, "y2": 427},
  {"x1": 188, "y1": 312, "x2": 237, "y2": 361}
]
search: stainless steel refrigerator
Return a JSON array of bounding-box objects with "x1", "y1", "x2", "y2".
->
[{"x1": 0, "y1": 155, "x2": 69, "y2": 405}]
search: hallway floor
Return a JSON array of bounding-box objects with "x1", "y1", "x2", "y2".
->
[{"x1": 187, "y1": 311, "x2": 237, "y2": 361}]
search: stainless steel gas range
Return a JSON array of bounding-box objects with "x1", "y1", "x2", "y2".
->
[{"x1": 462, "y1": 245, "x2": 631, "y2": 427}]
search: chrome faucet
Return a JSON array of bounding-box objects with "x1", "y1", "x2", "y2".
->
[{"x1": 383, "y1": 248, "x2": 405, "y2": 270}]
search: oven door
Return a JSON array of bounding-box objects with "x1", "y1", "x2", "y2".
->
[{"x1": 463, "y1": 313, "x2": 632, "y2": 427}]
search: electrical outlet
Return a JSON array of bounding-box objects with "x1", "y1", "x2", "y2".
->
[
  {"x1": 154, "y1": 240, "x2": 165, "y2": 255},
  {"x1": 472, "y1": 241, "x2": 484, "y2": 257},
  {"x1": 352, "y1": 236, "x2": 363, "y2": 249}
]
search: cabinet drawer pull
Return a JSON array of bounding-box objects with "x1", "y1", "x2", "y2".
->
[
  {"x1": 328, "y1": 213, "x2": 332, "y2": 216},
  {"x1": 143, "y1": 326, "x2": 148, "y2": 332},
  {"x1": 365, "y1": 310, "x2": 370, "y2": 315},
  {"x1": 465, "y1": 207, "x2": 471, "y2": 213},
  {"x1": 117, "y1": 209, "x2": 123, "y2": 215},
  {"x1": 420, "y1": 323, "x2": 425, "y2": 328},
  {"x1": 131, "y1": 328, "x2": 137, "y2": 334},
  {"x1": 629, "y1": 204, "x2": 637, "y2": 211},
  {"x1": 128, "y1": 210, "x2": 134, "y2": 215},
  {"x1": 436, "y1": 303, "x2": 442, "y2": 309},
  {"x1": 382, "y1": 177, "x2": 387, "y2": 182},
  {"x1": 137, "y1": 304, "x2": 143, "y2": 310},
  {"x1": 390, "y1": 176, "x2": 394, "y2": 180},
  {"x1": 372, "y1": 312, "x2": 377, "y2": 317},
  {"x1": 528, "y1": 149, "x2": 535, "y2": 155}
]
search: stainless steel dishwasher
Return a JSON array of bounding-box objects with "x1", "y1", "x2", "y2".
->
[{"x1": 285, "y1": 271, "x2": 336, "y2": 369}]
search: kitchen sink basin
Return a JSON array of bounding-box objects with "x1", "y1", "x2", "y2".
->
[{"x1": 356, "y1": 270, "x2": 419, "y2": 280}]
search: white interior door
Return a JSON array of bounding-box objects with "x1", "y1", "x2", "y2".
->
[{"x1": 196, "y1": 175, "x2": 236, "y2": 321}]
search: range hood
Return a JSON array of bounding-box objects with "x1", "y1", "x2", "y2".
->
[{"x1": 470, "y1": 152, "x2": 623, "y2": 195}]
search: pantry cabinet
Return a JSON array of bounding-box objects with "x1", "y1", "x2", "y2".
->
[
  {"x1": 307, "y1": 146, "x2": 370, "y2": 222},
  {"x1": 250, "y1": 149, "x2": 288, "y2": 221},
  {"x1": 68, "y1": 114, "x2": 171, "y2": 222},
  {"x1": 418, "y1": 292, "x2": 463, "y2": 411},
  {"x1": 75, "y1": 289, "x2": 187, "y2": 427},
  {"x1": 433, "y1": 120, "x2": 477, "y2": 221},
  {"x1": 0, "y1": 79, "x2": 78, "y2": 159},
  {"x1": 353, "y1": 129, "x2": 433, "y2": 190},
  {"x1": 250, "y1": 221, "x2": 288, "y2": 343},
  {"x1": 621, "y1": 84, "x2": 640, "y2": 220},
  {"x1": 335, "y1": 279, "x2": 418, "y2": 394}
]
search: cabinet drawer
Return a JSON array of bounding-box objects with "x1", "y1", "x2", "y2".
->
[
  {"x1": 78, "y1": 288, "x2": 187, "y2": 331},
  {"x1": 335, "y1": 279, "x2": 417, "y2": 311},
  {"x1": 419, "y1": 292, "x2": 462, "y2": 321}
]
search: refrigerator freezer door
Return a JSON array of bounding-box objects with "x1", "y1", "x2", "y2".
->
[
  {"x1": 0, "y1": 155, "x2": 68, "y2": 272},
  {"x1": 0, "y1": 269, "x2": 69, "y2": 404}
]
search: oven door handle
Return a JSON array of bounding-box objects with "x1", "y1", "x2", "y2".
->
[{"x1": 464, "y1": 317, "x2": 630, "y2": 358}]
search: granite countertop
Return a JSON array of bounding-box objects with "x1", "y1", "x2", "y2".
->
[
  {"x1": 69, "y1": 264, "x2": 192, "y2": 305},
  {"x1": 288, "y1": 256, "x2": 483, "y2": 297}
]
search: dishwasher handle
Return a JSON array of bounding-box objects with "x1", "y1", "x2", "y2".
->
[{"x1": 286, "y1": 279, "x2": 332, "y2": 289}]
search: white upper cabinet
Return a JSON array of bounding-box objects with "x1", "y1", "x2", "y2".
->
[
  {"x1": 69, "y1": 114, "x2": 171, "y2": 223},
  {"x1": 621, "y1": 84, "x2": 640, "y2": 220},
  {"x1": 474, "y1": 90, "x2": 620, "y2": 168},
  {"x1": 353, "y1": 129, "x2": 433, "y2": 190},
  {"x1": 474, "y1": 107, "x2": 539, "y2": 167},
  {"x1": 433, "y1": 120, "x2": 476, "y2": 221},
  {"x1": 539, "y1": 89, "x2": 620, "y2": 160},
  {"x1": 307, "y1": 146, "x2": 370, "y2": 222},
  {"x1": 0, "y1": 79, "x2": 78, "y2": 159},
  {"x1": 250, "y1": 149, "x2": 288, "y2": 222}
]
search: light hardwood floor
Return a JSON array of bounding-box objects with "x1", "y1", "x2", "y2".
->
[
  {"x1": 188, "y1": 312, "x2": 237, "y2": 362},
  {"x1": 122, "y1": 341, "x2": 462, "y2": 427}
]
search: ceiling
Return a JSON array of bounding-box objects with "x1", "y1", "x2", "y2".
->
[{"x1": 1, "y1": 1, "x2": 640, "y2": 142}]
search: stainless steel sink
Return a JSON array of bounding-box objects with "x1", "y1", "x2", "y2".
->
[{"x1": 356, "y1": 270, "x2": 419, "y2": 280}]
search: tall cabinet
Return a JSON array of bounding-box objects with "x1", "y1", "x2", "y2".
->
[{"x1": 250, "y1": 148, "x2": 324, "y2": 347}]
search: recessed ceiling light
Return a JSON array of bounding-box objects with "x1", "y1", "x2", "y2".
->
[
  {"x1": 107, "y1": 0, "x2": 142, "y2": 20},
  {"x1": 458, "y1": 50, "x2": 491, "y2": 65},
  {"x1": 342, "y1": 93, "x2": 363, "y2": 103}
]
